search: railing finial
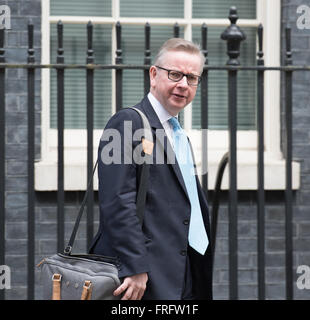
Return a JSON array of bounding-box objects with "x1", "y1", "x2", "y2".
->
[
  {"x1": 201, "y1": 23, "x2": 208, "y2": 65},
  {"x1": 221, "y1": 6, "x2": 246, "y2": 66},
  {"x1": 115, "y1": 21, "x2": 122, "y2": 64},
  {"x1": 144, "y1": 22, "x2": 151, "y2": 66},
  {"x1": 57, "y1": 20, "x2": 64, "y2": 64},
  {"x1": 257, "y1": 24, "x2": 264, "y2": 65},
  {"x1": 28, "y1": 19, "x2": 35, "y2": 64},
  {"x1": 173, "y1": 23, "x2": 179, "y2": 38},
  {"x1": 0, "y1": 27, "x2": 5, "y2": 63},
  {"x1": 285, "y1": 26, "x2": 292, "y2": 66},
  {"x1": 86, "y1": 21, "x2": 94, "y2": 64}
]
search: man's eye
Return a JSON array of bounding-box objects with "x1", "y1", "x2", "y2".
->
[
  {"x1": 188, "y1": 75, "x2": 197, "y2": 82},
  {"x1": 170, "y1": 71, "x2": 182, "y2": 79}
]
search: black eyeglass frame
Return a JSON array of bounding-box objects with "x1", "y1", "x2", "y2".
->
[{"x1": 155, "y1": 65, "x2": 202, "y2": 86}]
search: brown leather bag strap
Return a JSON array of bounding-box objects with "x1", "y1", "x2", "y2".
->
[
  {"x1": 80, "y1": 280, "x2": 92, "y2": 300},
  {"x1": 52, "y1": 274, "x2": 62, "y2": 300}
]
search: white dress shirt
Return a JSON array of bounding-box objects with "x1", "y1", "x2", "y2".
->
[{"x1": 147, "y1": 92, "x2": 176, "y2": 147}]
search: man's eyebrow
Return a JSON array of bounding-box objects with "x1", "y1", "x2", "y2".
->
[{"x1": 169, "y1": 68, "x2": 200, "y2": 76}]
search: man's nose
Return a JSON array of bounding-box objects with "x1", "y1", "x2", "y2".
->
[{"x1": 176, "y1": 75, "x2": 188, "y2": 87}]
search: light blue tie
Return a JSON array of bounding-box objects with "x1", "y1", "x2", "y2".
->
[{"x1": 168, "y1": 117, "x2": 209, "y2": 255}]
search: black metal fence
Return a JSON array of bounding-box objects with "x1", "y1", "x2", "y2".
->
[{"x1": 0, "y1": 7, "x2": 309, "y2": 300}]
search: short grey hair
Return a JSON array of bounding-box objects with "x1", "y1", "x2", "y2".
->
[{"x1": 153, "y1": 38, "x2": 205, "y2": 73}]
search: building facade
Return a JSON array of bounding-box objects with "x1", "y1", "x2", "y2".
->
[{"x1": 1, "y1": 0, "x2": 310, "y2": 299}]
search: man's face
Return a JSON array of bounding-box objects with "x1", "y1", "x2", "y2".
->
[{"x1": 149, "y1": 50, "x2": 202, "y2": 116}]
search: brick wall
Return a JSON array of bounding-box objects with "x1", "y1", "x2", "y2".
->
[
  {"x1": 282, "y1": 0, "x2": 310, "y2": 300},
  {"x1": 211, "y1": 0, "x2": 310, "y2": 300},
  {"x1": 4, "y1": 0, "x2": 41, "y2": 299},
  {"x1": 2, "y1": 0, "x2": 310, "y2": 299}
]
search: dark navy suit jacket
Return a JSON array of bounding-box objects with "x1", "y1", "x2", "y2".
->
[{"x1": 89, "y1": 96, "x2": 213, "y2": 299}]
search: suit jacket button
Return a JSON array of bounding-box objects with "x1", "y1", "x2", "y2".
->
[
  {"x1": 183, "y1": 219, "x2": 189, "y2": 225},
  {"x1": 180, "y1": 250, "x2": 187, "y2": 256}
]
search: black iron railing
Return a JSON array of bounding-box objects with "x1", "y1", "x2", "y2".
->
[{"x1": 0, "y1": 7, "x2": 308, "y2": 300}]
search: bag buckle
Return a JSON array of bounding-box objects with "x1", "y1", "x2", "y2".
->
[
  {"x1": 52, "y1": 273, "x2": 62, "y2": 281},
  {"x1": 64, "y1": 246, "x2": 72, "y2": 255},
  {"x1": 81, "y1": 280, "x2": 93, "y2": 300}
]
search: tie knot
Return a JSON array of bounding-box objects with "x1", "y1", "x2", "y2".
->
[{"x1": 168, "y1": 117, "x2": 181, "y2": 132}]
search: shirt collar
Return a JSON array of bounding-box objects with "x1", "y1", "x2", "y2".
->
[{"x1": 147, "y1": 92, "x2": 174, "y2": 125}]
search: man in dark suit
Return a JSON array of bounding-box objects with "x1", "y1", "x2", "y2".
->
[{"x1": 89, "y1": 38, "x2": 213, "y2": 300}]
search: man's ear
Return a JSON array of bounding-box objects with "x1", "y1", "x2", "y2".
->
[{"x1": 149, "y1": 65, "x2": 157, "y2": 88}]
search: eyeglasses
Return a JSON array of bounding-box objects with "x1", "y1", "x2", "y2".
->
[{"x1": 155, "y1": 66, "x2": 201, "y2": 86}]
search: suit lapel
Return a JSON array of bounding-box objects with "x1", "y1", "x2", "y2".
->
[{"x1": 139, "y1": 97, "x2": 189, "y2": 200}]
